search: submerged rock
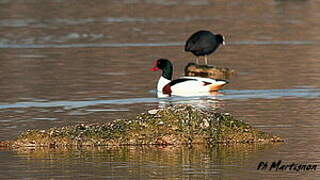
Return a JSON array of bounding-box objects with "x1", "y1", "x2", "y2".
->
[
  {"x1": 9, "y1": 105, "x2": 282, "y2": 148},
  {"x1": 185, "y1": 63, "x2": 235, "y2": 79}
]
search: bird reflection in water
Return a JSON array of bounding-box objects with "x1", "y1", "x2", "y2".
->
[{"x1": 157, "y1": 91, "x2": 225, "y2": 110}]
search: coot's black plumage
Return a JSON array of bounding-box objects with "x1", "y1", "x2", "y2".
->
[{"x1": 185, "y1": 30, "x2": 225, "y2": 64}]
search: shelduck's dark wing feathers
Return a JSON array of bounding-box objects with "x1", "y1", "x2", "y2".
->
[
  {"x1": 169, "y1": 77, "x2": 228, "y2": 87},
  {"x1": 169, "y1": 78, "x2": 197, "y2": 86}
]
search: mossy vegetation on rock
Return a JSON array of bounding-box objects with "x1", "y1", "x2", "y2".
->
[
  {"x1": 11, "y1": 105, "x2": 282, "y2": 148},
  {"x1": 185, "y1": 63, "x2": 235, "y2": 79}
]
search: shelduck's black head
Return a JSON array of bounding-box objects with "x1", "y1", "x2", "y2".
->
[
  {"x1": 216, "y1": 34, "x2": 225, "y2": 45},
  {"x1": 150, "y1": 58, "x2": 173, "y2": 80}
]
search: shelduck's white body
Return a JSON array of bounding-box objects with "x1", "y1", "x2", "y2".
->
[
  {"x1": 151, "y1": 59, "x2": 228, "y2": 97},
  {"x1": 157, "y1": 76, "x2": 171, "y2": 92},
  {"x1": 157, "y1": 76, "x2": 227, "y2": 97}
]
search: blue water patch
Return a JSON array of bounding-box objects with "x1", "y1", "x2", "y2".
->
[
  {"x1": 231, "y1": 40, "x2": 315, "y2": 45},
  {"x1": 222, "y1": 88, "x2": 320, "y2": 100},
  {"x1": 0, "y1": 98, "x2": 159, "y2": 110},
  {"x1": 0, "y1": 42, "x2": 183, "y2": 49},
  {"x1": 0, "y1": 88, "x2": 319, "y2": 110}
]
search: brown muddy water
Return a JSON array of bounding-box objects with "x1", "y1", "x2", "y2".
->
[{"x1": 1, "y1": 0, "x2": 320, "y2": 179}]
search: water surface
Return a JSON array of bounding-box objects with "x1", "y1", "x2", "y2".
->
[{"x1": 1, "y1": 0, "x2": 320, "y2": 179}]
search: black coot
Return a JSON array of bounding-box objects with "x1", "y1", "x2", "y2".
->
[{"x1": 185, "y1": 30, "x2": 225, "y2": 64}]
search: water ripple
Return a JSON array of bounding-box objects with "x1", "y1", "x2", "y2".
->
[
  {"x1": 0, "y1": 40, "x2": 315, "y2": 49},
  {"x1": 0, "y1": 17, "x2": 216, "y2": 28},
  {"x1": 0, "y1": 88, "x2": 319, "y2": 110}
]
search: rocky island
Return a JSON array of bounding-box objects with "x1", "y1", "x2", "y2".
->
[{"x1": 0, "y1": 105, "x2": 283, "y2": 148}]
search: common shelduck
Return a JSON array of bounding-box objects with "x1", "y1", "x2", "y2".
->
[
  {"x1": 150, "y1": 59, "x2": 228, "y2": 97},
  {"x1": 185, "y1": 30, "x2": 225, "y2": 64}
]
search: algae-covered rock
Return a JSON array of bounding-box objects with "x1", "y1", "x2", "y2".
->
[
  {"x1": 11, "y1": 105, "x2": 282, "y2": 148},
  {"x1": 185, "y1": 63, "x2": 235, "y2": 79}
]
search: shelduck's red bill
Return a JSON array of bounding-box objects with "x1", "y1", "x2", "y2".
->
[{"x1": 149, "y1": 67, "x2": 159, "y2": 71}]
